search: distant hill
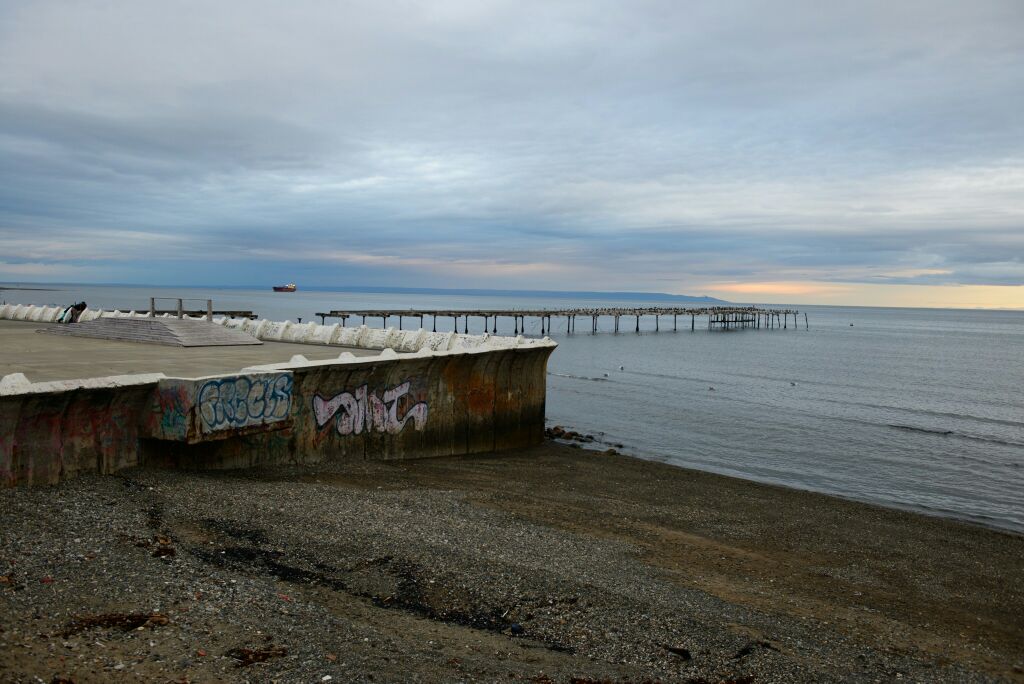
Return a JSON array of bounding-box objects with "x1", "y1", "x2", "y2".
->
[{"x1": 301, "y1": 285, "x2": 729, "y2": 304}]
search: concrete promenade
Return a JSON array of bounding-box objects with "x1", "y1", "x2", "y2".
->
[{"x1": 0, "y1": 320, "x2": 377, "y2": 382}]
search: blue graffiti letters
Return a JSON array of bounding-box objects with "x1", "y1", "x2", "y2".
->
[{"x1": 197, "y1": 374, "x2": 293, "y2": 432}]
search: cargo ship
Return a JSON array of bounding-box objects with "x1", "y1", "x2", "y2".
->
[{"x1": 272, "y1": 283, "x2": 297, "y2": 292}]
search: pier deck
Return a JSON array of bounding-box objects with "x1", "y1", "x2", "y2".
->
[
  {"x1": 0, "y1": 320, "x2": 375, "y2": 382},
  {"x1": 315, "y1": 306, "x2": 804, "y2": 334}
]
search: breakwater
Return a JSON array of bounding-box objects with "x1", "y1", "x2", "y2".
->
[{"x1": 0, "y1": 305, "x2": 556, "y2": 485}]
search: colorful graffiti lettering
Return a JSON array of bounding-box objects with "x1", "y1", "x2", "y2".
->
[
  {"x1": 312, "y1": 381, "x2": 428, "y2": 436},
  {"x1": 197, "y1": 374, "x2": 292, "y2": 433}
]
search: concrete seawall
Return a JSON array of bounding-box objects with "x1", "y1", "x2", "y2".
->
[{"x1": 0, "y1": 305, "x2": 556, "y2": 485}]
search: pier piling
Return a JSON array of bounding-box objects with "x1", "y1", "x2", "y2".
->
[{"x1": 314, "y1": 306, "x2": 804, "y2": 337}]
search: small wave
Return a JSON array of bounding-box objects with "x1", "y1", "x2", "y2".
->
[
  {"x1": 956, "y1": 433, "x2": 1024, "y2": 448},
  {"x1": 834, "y1": 400, "x2": 1024, "y2": 429},
  {"x1": 888, "y1": 424, "x2": 1024, "y2": 448},
  {"x1": 548, "y1": 372, "x2": 609, "y2": 382},
  {"x1": 889, "y1": 424, "x2": 954, "y2": 435}
]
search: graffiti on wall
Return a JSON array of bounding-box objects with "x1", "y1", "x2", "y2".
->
[
  {"x1": 313, "y1": 381, "x2": 428, "y2": 436},
  {"x1": 197, "y1": 374, "x2": 293, "y2": 433}
]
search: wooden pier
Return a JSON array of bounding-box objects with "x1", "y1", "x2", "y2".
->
[
  {"x1": 121, "y1": 298, "x2": 258, "y2": 320},
  {"x1": 314, "y1": 306, "x2": 805, "y2": 334}
]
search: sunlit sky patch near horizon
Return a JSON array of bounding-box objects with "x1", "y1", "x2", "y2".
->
[{"x1": 1, "y1": 0, "x2": 1022, "y2": 307}]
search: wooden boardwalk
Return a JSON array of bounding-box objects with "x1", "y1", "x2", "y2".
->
[{"x1": 315, "y1": 306, "x2": 805, "y2": 334}]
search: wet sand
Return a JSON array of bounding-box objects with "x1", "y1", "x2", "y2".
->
[{"x1": 1, "y1": 443, "x2": 1022, "y2": 682}]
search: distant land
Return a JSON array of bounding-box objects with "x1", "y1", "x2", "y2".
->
[
  {"x1": 295, "y1": 285, "x2": 731, "y2": 303},
  {"x1": 1, "y1": 282, "x2": 730, "y2": 304}
]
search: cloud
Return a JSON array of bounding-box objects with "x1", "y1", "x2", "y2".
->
[{"x1": 0, "y1": 1, "x2": 1022, "y2": 303}]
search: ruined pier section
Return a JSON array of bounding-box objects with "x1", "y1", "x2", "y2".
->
[
  {"x1": 316, "y1": 306, "x2": 806, "y2": 334},
  {"x1": 0, "y1": 304, "x2": 556, "y2": 487}
]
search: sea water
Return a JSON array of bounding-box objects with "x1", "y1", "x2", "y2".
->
[{"x1": 4, "y1": 283, "x2": 1023, "y2": 532}]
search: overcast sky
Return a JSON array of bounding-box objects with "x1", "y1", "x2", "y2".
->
[{"x1": 1, "y1": 0, "x2": 1022, "y2": 306}]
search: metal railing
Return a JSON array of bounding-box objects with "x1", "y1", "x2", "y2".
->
[{"x1": 149, "y1": 297, "x2": 214, "y2": 321}]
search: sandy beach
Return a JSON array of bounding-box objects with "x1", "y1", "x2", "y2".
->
[{"x1": 2, "y1": 442, "x2": 1022, "y2": 683}]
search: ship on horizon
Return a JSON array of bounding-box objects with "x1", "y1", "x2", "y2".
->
[{"x1": 272, "y1": 283, "x2": 297, "y2": 292}]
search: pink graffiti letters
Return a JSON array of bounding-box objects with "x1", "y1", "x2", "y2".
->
[{"x1": 313, "y1": 381, "x2": 428, "y2": 436}]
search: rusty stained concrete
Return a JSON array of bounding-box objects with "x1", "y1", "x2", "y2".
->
[
  {"x1": 0, "y1": 320, "x2": 378, "y2": 382},
  {"x1": 0, "y1": 311, "x2": 556, "y2": 487}
]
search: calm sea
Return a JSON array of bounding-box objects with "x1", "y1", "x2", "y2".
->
[{"x1": 4, "y1": 283, "x2": 1023, "y2": 533}]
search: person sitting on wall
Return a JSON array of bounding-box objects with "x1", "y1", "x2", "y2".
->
[{"x1": 58, "y1": 302, "x2": 87, "y2": 324}]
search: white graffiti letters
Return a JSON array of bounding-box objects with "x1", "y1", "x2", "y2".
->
[
  {"x1": 313, "y1": 381, "x2": 428, "y2": 436},
  {"x1": 198, "y1": 374, "x2": 293, "y2": 433}
]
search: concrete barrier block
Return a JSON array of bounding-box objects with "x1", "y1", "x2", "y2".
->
[
  {"x1": 418, "y1": 332, "x2": 449, "y2": 351},
  {"x1": 350, "y1": 325, "x2": 368, "y2": 347},
  {"x1": 328, "y1": 325, "x2": 347, "y2": 345},
  {"x1": 397, "y1": 329, "x2": 427, "y2": 352},
  {"x1": 335, "y1": 326, "x2": 361, "y2": 346},
  {"x1": 261, "y1": 321, "x2": 285, "y2": 341},
  {"x1": 281, "y1": 322, "x2": 312, "y2": 344},
  {"x1": 311, "y1": 323, "x2": 337, "y2": 345},
  {"x1": 387, "y1": 329, "x2": 412, "y2": 352},
  {"x1": 454, "y1": 333, "x2": 492, "y2": 350},
  {"x1": 0, "y1": 373, "x2": 31, "y2": 395},
  {"x1": 362, "y1": 327, "x2": 388, "y2": 349},
  {"x1": 280, "y1": 322, "x2": 302, "y2": 343},
  {"x1": 383, "y1": 327, "x2": 403, "y2": 350}
]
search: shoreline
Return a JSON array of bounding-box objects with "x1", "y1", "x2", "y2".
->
[
  {"x1": 549, "y1": 433, "x2": 1024, "y2": 537},
  {"x1": 2, "y1": 442, "x2": 1022, "y2": 682}
]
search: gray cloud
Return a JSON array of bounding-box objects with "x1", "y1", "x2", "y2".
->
[{"x1": 1, "y1": 0, "x2": 1022, "y2": 293}]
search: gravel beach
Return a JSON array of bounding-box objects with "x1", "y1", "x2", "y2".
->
[{"x1": 1, "y1": 443, "x2": 1022, "y2": 683}]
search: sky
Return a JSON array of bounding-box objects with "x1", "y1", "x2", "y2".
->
[{"x1": 1, "y1": 0, "x2": 1022, "y2": 308}]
